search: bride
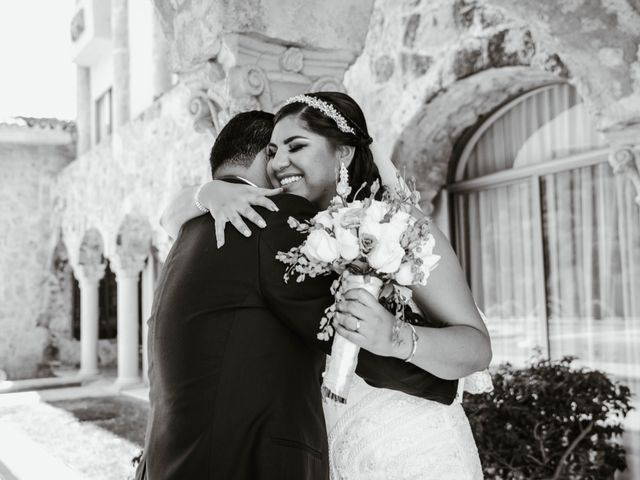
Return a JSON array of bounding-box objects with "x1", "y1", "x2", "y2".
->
[{"x1": 160, "y1": 91, "x2": 492, "y2": 479}]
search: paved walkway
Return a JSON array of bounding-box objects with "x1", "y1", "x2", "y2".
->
[{"x1": 0, "y1": 378, "x2": 148, "y2": 480}]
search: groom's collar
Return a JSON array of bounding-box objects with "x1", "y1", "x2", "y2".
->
[{"x1": 216, "y1": 175, "x2": 259, "y2": 187}]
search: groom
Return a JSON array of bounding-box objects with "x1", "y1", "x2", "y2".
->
[{"x1": 137, "y1": 110, "x2": 458, "y2": 480}]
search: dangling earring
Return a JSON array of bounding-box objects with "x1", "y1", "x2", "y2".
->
[{"x1": 336, "y1": 162, "x2": 351, "y2": 198}]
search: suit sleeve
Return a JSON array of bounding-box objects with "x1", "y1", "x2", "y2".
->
[{"x1": 258, "y1": 194, "x2": 459, "y2": 405}]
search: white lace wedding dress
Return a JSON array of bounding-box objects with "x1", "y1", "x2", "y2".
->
[{"x1": 324, "y1": 371, "x2": 492, "y2": 480}]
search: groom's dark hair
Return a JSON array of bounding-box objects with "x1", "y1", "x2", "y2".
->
[{"x1": 209, "y1": 110, "x2": 274, "y2": 176}]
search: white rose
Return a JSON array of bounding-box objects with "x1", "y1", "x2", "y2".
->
[
  {"x1": 362, "y1": 200, "x2": 388, "y2": 224},
  {"x1": 395, "y1": 262, "x2": 415, "y2": 285},
  {"x1": 335, "y1": 226, "x2": 360, "y2": 261},
  {"x1": 301, "y1": 229, "x2": 340, "y2": 263},
  {"x1": 333, "y1": 202, "x2": 363, "y2": 230},
  {"x1": 367, "y1": 224, "x2": 406, "y2": 273},
  {"x1": 313, "y1": 210, "x2": 333, "y2": 230},
  {"x1": 359, "y1": 203, "x2": 387, "y2": 239}
]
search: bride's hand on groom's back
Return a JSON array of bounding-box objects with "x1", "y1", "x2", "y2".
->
[{"x1": 198, "y1": 180, "x2": 282, "y2": 248}]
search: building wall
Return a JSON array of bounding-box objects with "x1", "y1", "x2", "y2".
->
[
  {"x1": 0, "y1": 138, "x2": 75, "y2": 378},
  {"x1": 128, "y1": 0, "x2": 155, "y2": 119},
  {"x1": 57, "y1": 82, "x2": 211, "y2": 267}
]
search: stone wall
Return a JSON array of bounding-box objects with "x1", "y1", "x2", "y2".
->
[
  {"x1": 56, "y1": 82, "x2": 212, "y2": 270},
  {"x1": 344, "y1": 0, "x2": 640, "y2": 210},
  {"x1": 0, "y1": 139, "x2": 75, "y2": 379}
]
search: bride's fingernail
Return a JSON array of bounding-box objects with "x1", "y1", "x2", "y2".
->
[{"x1": 258, "y1": 221, "x2": 266, "y2": 228}]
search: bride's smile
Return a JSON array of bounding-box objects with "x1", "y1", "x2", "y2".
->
[{"x1": 266, "y1": 115, "x2": 353, "y2": 209}]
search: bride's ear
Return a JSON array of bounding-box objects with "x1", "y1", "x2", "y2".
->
[{"x1": 336, "y1": 145, "x2": 355, "y2": 167}]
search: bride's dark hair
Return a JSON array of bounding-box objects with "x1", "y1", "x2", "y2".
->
[{"x1": 273, "y1": 91, "x2": 383, "y2": 201}]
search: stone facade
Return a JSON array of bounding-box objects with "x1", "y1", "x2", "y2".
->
[
  {"x1": 56, "y1": 82, "x2": 211, "y2": 269},
  {"x1": 2, "y1": 0, "x2": 639, "y2": 386},
  {"x1": 343, "y1": 0, "x2": 640, "y2": 210},
  {"x1": 0, "y1": 121, "x2": 75, "y2": 378}
]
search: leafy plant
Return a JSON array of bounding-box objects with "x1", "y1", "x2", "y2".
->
[{"x1": 463, "y1": 356, "x2": 633, "y2": 480}]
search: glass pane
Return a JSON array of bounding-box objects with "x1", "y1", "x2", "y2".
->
[
  {"x1": 454, "y1": 181, "x2": 546, "y2": 367},
  {"x1": 542, "y1": 161, "x2": 640, "y2": 394},
  {"x1": 463, "y1": 84, "x2": 581, "y2": 179}
]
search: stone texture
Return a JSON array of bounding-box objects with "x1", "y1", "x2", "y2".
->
[
  {"x1": 0, "y1": 140, "x2": 74, "y2": 378},
  {"x1": 113, "y1": 0, "x2": 131, "y2": 128},
  {"x1": 153, "y1": 0, "x2": 376, "y2": 72},
  {"x1": 56, "y1": 83, "x2": 211, "y2": 268},
  {"x1": 5, "y1": 0, "x2": 640, "y2": 381},
  {"x1": 344, "y1": 0, "x2": 640, "y2": 209},
  {"x1": 372, "y1": 55, "x2": 395, "y2": 83}
]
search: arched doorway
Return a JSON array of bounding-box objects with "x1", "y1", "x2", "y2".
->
[{"x1": 448, "y1": 83, "x2": 640, "y2": 395}]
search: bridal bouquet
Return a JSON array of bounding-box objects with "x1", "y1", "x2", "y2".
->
[{"x1": 276, "y1": 165, "x2": 441, "y2": 404}]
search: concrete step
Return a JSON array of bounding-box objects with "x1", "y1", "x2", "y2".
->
[{"x1": 0, "y1": 375, "x2": 84, "y2": 394}]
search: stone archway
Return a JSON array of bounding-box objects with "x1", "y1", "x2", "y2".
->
[
  {"x1": 41, "y1": 235, "x2": 77, "y2": 371},
  {"x1": 74, "y1": 228, "x2": 109, "y2": 376},
  {"x1": 391, "y1": 67, "x2": 562, "y2": 210},
  {"x1": 343, "y1": 0, "x2": 640, "y2": 209}
]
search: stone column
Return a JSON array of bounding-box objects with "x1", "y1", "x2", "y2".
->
[
  {"x1": 112, "y1": 0, "x2": 130, "y2": 129},
  {"x1": 76, "y1": 66, "x2": 92, "y2": 154},
  {"x1": 141, "y1": 257, "x2": 156, "y2": 384},
  {"x1": 114, "y1": 267, "x2": 142, "y2": 386},
  {"x1": 77, "y1": 264, "x2": 106, "y2": 377},
  {"x1": 152, "y1": 8, "x2": 172, "y2": 99},
  {"x1": 605, "y1": 127, "x2": 640, "y2": 208}
]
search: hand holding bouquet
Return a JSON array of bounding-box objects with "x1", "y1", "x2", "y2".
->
[{"x1": 277, "y1": 165, "x2": 441, "y2": 403}]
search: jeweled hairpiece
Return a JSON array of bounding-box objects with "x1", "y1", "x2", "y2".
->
[{"x1": 283, "y1": 94, "x2": 355, "y2": 135}]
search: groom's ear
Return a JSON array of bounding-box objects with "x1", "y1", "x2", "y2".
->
[{"x1": 336, "y1": 145, "x2": 355, "y2": 167}]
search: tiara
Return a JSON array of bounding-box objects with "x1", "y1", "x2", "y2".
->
[{"x1": 283, "y1": 94, "x2": 355, "y2": 135}]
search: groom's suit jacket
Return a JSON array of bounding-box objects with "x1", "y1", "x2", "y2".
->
[{"x1": 137, "y1": 182, "x2": 458, "y2": 480}]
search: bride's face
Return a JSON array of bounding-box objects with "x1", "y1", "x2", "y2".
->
[{"x1": 266, "y1": 114, "x2": 341, "y2": 209}]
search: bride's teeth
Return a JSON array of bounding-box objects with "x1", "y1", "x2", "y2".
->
[{"x1": 281, "y1": 176, "x2": 302, "y2": 186}]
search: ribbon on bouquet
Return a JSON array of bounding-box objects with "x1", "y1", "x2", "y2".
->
[{"x1": 321, "y1": 271, "x2": 383, "y2": 404}]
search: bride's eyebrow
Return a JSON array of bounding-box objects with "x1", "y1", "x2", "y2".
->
[{"x1": 283, "y1": 135, "x2": 308, "y2": 144}]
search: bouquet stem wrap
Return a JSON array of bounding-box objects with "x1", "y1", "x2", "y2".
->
[{"x1": 321, "y1": 272, "x2": 383, "y2": 404}]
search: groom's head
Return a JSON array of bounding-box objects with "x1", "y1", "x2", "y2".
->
[{"x1": 209, "y1": 110, "x2": 274, "y2": 187}]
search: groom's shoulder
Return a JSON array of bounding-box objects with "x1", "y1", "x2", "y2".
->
[
  {"x1": 257, "y1": 194, "x2": 317, "y2": 250},
  {"x1": 266, "y1": 193, "x2": 318, "y2": 221}
]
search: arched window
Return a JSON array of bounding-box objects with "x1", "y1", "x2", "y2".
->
[{"x1": 449, "y1": 83, "x2": 640, "y2": 393}]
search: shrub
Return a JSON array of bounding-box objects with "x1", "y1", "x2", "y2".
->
[{"x1": 463, "y1": 356, "x2": 633, "y2": 480}]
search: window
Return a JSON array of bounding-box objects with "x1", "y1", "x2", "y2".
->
[
  {"x1": 449, "y1": 84, "x2": 640, "y2": 395},
  {"x1": 95, "y1": 88, "x2": 112, "y2": 144}
]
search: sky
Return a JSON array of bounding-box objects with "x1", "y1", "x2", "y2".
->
[{"x1": 0, "y1": 0, "x2": 76, "y2": 120}]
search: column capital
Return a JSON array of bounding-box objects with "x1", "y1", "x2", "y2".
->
[
  {"x1": 112, "y1": 261, "x2": 146, "y2": 279},
  {"x1": 605, "y1": 126, "x2": 640, "y2": 207},
  {"x1": 608, "y1": 145, "x2": 640, "y2": 207},
  {"x1": 77, "y1": 263, "x2": 107, "y2": 286},
  {"x1": 186, "y1": 33, "x2": 356, "y2": 136}
]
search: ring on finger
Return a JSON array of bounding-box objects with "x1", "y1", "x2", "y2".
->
[{"x1": 354, "y1": 318, "x2": 361, "y2": 332}]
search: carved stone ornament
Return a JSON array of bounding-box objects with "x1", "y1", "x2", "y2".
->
[
  {"x1": 186, "y1": 34, "x2": 355, "y2": 136},
  {"x1": 280, "y1": 47, "x2": 304, "y2": 73},
  {"x1": 70, "y1": 8, "x2": 86, "y2": 43},
  {"x1": 228, "y1": 64, "x2": 272, "y2": 113},
  {"x1": 189, "y1": 89, "x2": 226, "y2": 135},
  {"x1": 78, "y1": 263, "x2": 107, "y2": 286},
  {"x1": 310, "y1": 76, "x2": 347, "y2": 94},
  {"x1": 608, "y1": 145, "x2": 640, "y2": 206}
]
